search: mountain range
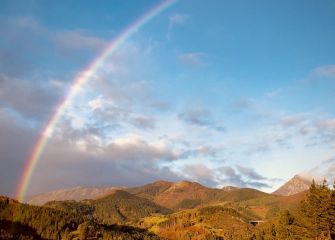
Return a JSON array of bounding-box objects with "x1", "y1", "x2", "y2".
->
[
  {"x1": 27, "y1": 175, "x2": 312, "y2": 206},
  {"x1": 1, "y1": 174, "x2": 329, "y2": 240}
]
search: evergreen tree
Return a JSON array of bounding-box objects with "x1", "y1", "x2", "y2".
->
[
  {"x1": 298, "y1": 179, "x2": 331, "y2": 239},
  {"x1": 329, "y1": 181, "x2": 335, "y2": 239}
]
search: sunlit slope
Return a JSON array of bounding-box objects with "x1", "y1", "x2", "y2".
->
[
  {"x1": 230, "y1": 191, "x2": 308, "y2": 219},
  {"x1": 273, "y1": 174, "x2": 311, "y2": 196},
  {"x1": 141, "y1": 205, "x2": 255, "y2": 240},
  {"x1": 128, "y1": 180, "x2": 270, "y2": 209}
]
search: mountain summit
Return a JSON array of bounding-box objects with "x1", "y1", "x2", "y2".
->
[{"x1": 273, "y1": 174, "x2": 312, "y2": 196}]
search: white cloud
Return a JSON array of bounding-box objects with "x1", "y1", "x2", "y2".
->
[
  {"x1": 312, "y1": 65, "x2": 335, "y2": 78},
  {"x1": 167, "y1": 13, "x2": 189, "y2": 39},
  {"x1": 54, "y1": 30, "x2": 108, "y2": 52},
  {"x1": 169, "y1": 13, "x2": 189, "y2": 26},
  {"x1": 179, "y1": 52, "x2": 206, "y2": 67},
  {"x1": 265, "y1": 88, "x2": 282, "y2": 98}
]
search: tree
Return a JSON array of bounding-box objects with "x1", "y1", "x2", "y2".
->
[{"x1": 329, "y1": 181, "x2": 335, "y2": 239}]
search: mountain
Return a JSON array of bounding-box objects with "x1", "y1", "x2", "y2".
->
[
  {"x1": 127, "y1": 180, "x2": 174, "y2": 201},
  {"x1": 27, "y1": 186, "x2": 120, "y2": 205},
  {"x1": 128, "y1": 180, "x2": 269, "y2": 210},
  {"x1": 44, "y1": 189, "x2": 172, "y2": 225},
  {"x1": 28, "y1": 180, "x2": 270, "y2": 210},
  {"x1": 128, "y1": 180, "x2": 218, "y2": 209},
  {"x1": 273, "y1": 174, "x2": 312, "y2": 196}
]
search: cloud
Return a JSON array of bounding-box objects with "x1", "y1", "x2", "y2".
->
[
  {"x1": 179, "y1": 163, "x2": 272, "y2": 189},
  {"x1": 182, "y1": 145, "x2": 225, "y2": 159},
  {"x1": 26, "y1": 131, "x2": 186, "y2": 195},
  {"x1": 105, "y1": 135, "x2": 181, "y2": 162},
  {"x1": 150, "y1": 101, "x2": 171, "y2": 111},
  {"x1": 181, "y1": 164, "x2": 218, "y2": 187},
  {"x1": 311, "y1": 65, "x2": 335, "y2": 78},
  {"x1": 167, "y1": 13, "x2": 189, "y2": 39},
  {"x1": 265, "y1": 88, "x2": 282, "y2": 98},
  {"x1": 86, "y1": 95, "x2": 158, "y2": 131},
  {"x1": 0, "y1": 110, "x2": 38, "y2": 196},
  {"x1": 130, "y1": 115, "x2": 156, "y2": 130},
  {"x1": 317, "y1": 118, "x2": 335, "y2": 131},
  {"x1": 178, "y1": 108, "x2": 225, "y2": 132},
  {"x1": 0, "y1": 16, "x2": 47, "y2": 77},
  {"x1": 0, "y1": 74, "x2": 61, "y2": 120},
  {"x1": 169, "y1": 13, "x2": 189, "y2": 26},
  {"x1": 179, "y1": 52, "x2": 205, "y2": 67},
  {"x1": 218, "y1": 166, "x2": 271, "y2": 189},
  {"x1": 313, "y1": 118, "x2": 335, "y2": 145},
  {"x1": 53, "y1": 30, "x2": 108, "y2": 53},
  {"x1": 236, "y1": 165, "x2": 266, "y2": 180},
  {"x1": 280, "y1": 115, "x2": 305, "y2": 127},
  {"x1": 308, "y1": 157, "x2": 335, "y2": 183},
  {"x1": 234, "y1": 98, "x2": 256, "y2": 111}
]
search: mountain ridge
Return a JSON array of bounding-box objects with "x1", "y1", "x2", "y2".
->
[
  {"x1": 27, "y1": 180, "x2": 270, "y2": 208},
  {"x1": 28, "y1": 186, "x2": 122, "y2": 205}
]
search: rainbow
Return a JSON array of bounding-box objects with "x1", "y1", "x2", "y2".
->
[{"x1": 16, "y1": 0, "x2": 177, "y2": 202}]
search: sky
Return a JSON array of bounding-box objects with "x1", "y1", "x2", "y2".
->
[{"x1": 0, "y1": 0, "x2": 335, "y2": 197}]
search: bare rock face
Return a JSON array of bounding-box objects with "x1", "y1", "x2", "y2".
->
[
  {"x1": 27, "y1": 186, "x2": 121, "y2": 205},
  {"x1": 273, "y1": 175, "x2": 312, "y2": 196}
]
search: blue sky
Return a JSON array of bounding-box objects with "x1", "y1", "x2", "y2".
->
[{"x1": 0, "y1": 0, "x2": 335, "y2": 196}]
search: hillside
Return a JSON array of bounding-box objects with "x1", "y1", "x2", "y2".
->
[
  {"x1": 44, "y1": 189, "x2": 172, "y2": 225},
  {"x1": 230, "y1": 191, "x2": 308, "y2": 219},
  {"x1": 129, "y1": 180, "x2": 269, "y2": 210},
  {"x1": 92, "y1": 189, "x2": 172, "y2": 224},
  {"x1": 0, "y1": 195, "x2": 160, "y2": 240},
  {"x1": 127, "y1": 180, "x2": 174, "y2": 201},
  {"x1": 28, "y1": 186, "x2": 120, "y2": 205},
  {"x1": 140, "y1": 205, "x2": 254, "y2": 240},
  {"x1": 273, "y1": 174, "x2": 311, "y2": 196}
]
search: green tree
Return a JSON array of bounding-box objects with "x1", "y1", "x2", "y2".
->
[{"x1": 329, "y1": 181, "x2": 335, "y2": 239}]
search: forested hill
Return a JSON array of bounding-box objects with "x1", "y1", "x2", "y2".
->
[
  {"x1": 0, "y1": 195, "x2": 161, "y2": 240},
  {"x1": 44, "y1": 189, "x2": 172, "y2": 225}
]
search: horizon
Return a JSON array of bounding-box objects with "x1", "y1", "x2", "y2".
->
[
  {"x1": 9, "y1": 172, "x2": 331, "y2": 200},
  {"x1": 1, "y1": 0, "x2": 335, "y2": 198}
]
